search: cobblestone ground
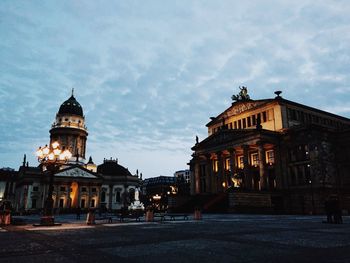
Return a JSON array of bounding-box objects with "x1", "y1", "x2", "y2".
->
[{"x1": 1, "y1": 214, "x2": 350, "y2": 263}]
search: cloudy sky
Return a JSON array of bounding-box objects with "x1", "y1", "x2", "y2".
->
[{"x1": 1, "y1": 1, "x2": 350, "y2": 177}]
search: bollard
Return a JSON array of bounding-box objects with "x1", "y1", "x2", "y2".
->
[
  {"x1": 86, "y1": 209, "x2": 95, "y2": 225},
  {"x1": 145, "y1": 210, "x2": 154, "y2": 222},
  {"x1": 4, "y1": 211, "x2": 11, "y2": 225}
]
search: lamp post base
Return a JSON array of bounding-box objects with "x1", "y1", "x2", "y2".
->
[{"x1": 33, "y1": 216, "x2": 61, "y2": 227}]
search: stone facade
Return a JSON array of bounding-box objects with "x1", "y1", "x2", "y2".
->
[{"x1": 190, "y1": 90, "x2": 350, "y2": 214}]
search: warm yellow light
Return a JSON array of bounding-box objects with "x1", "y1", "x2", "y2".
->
[
  {"x1": 48, "y1": 153, "x2": 55, "y2": 160},
  {"x1": 64, "y1": 149, "x2": 72, "y2": 159},
  {"x1": 222, "y1": 182, "x2": 226, "y2": 187},
  {"x1": 36, "y1": 147, "x2": 43, "y2": 158},
  {"x1": 53, "y1": 148, "x2": 61, "y2": 156},
  {"x1": 42, "y1": 145, "x2": 50, "y2": 155},
  {"x1": 52, "y1": 141, "x2": 59, "y2": 149}
]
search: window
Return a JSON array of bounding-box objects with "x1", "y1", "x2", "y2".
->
[
  {"x1": 225, "y1": 158, "x2": 230, "y2": 171},
  {"x1": 238, "y1": 120, "x2": 242, "y2": 129},
  {"x1": 116, "y1": 191, "x2": 121, "y2": 202},
  {"x1": 81, "y1": 187, "x2": 87, "y2": 192},
  {"x1": 91, "y1": 188, "x2": 97, "y2": 193},
  {"x1": 33, "y1": 186, "x2": 39, "y2": 192},
  {"x1": 80, "y1": 199, "x2": 86, "y2": 208},
  {"x1": 266, "y1": 150, "x2": 275, "y2": 165},
  {"x1": 101, "y1": 191, "x2": 106, "y2": 203},
  {"x1": 229, "y1": 122, "x2": 233, "y2": 129},
  {"x1": 262, "y1": 111, "x2": 267, "y2": 122},
  {"x1": 252, "y1": 115, "x2": 256, "y2": 126},
  {"x1": 251, "y1": 153, "x2": 259, "y2": 167},
  {"x1": 237, "y1": 156, "x2": 244, "y2": 169},
  {"x1": 31, "y1": 199, "x2": 37, "y2": 209},
  {"x1": 247, "y1": 117, "x2": 251, "y2": 127},
  {"x1": 234, "y1": 121, "x2": 237, "y2": 129},
  {"x1": 59, "y1": 198, "x2": 64, "y2": 208},
  {"x1": 243, "y1": 118, "x2": 246, "y2": 128},
  {"x1": 60, "y1": 186, "x2": 66, "y2": 192},
  {"x1": 213, "y1": 160, "x2": 219, "y2": 172},
  {"x1": 91, "y1": 199, "x2": 95, "y2": 208}
]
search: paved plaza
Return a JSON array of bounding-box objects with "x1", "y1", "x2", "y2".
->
[{"x1": 0, "y1": 214, "x2": 350, "y2": 262}]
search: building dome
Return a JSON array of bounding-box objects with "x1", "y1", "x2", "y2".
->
[
  {"x1": 58, "y1": 95, "x2": 83, "y2": 116},
  {"x1": 97, "y1": 159, "x2": 132, "y2": 176}
]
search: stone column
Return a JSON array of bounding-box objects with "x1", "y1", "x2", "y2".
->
[
  {"x1": 242, "y1": 145, "x2": 252, "y2": 189},
  {"x1": 216, "y1": 151, "x2": 223, "y2": 192},
  {"x1": 205, "y1": 154, "x2": 212, "y2": 193},
  {"x1": 228, "y1": 148, "x2": 236, "y2": 187},
  {"x1": 66, "y1": 185, "x2": 71, "y2": 208},
  {"x1": 194, "y1": 160, "x2": 201, "y2": 194},
  {"x1": 77, "y1": 185, "x2": 81, "y2": 208},
  {"x1": 258, "y1": 141, "x2": 268, "y2": 190},
  {"x1": 273, "y1": 145, "x2": 282, "y2": 189},
  {"x1": 109, "y1": 185, "x2": 113, "y2": 210}
]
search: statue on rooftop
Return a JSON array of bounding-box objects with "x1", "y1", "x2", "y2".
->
[{"x1": 231, "y1": 86, "x2": 251, "y2": 102}]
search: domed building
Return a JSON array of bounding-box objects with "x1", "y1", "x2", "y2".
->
[{"x1": 12, "y1": 91, "x2": 142, "y2": 212}]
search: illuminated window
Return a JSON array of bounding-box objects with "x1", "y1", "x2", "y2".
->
[
  {"x1": 266, "y1": 150, "x2": 274, "y2": 164},
  {"x1": 225, "y1": 158, "x2": 230, "y2": 171},
  {"x1": 213, "y1": 160, "x2": 219, "y2": 172},
  {"x1": 251, "y1": 153, "x2": 259, "y2": 167},
  {"x1": 237, "y1": 156, "x2": 244, "y2": 169}
]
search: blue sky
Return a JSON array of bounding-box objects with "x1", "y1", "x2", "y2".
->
[{"x1": 1, "y1": 1, "x2": 350, "y2": 177}]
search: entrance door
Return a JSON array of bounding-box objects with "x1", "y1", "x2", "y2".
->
[
  {"x1": 81, "y1": 199, "x2": 86, "y2": 208},
  {"x1": 59, "y1": 198, "x2": 64, "y2": 208}
]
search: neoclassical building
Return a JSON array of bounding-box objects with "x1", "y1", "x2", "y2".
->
[
  {"x1": 189, "y1": 88, "x2": 350, "y2": 214},
  {"x1": 6, "y1": 92, "x2": 141, "y2": 212}
]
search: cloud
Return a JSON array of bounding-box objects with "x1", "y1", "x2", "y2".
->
[{"x1": 1, "y1": 1, "x2": 350, "y2": 176}]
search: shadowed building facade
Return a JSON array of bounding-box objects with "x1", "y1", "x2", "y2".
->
[{"x1": 190, "y1": 88, "x2": 350, "y2": 214}]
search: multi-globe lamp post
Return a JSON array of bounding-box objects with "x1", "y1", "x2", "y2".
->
[{"x1": 35, "y1": 141, "x2": 72, "y2": 226}]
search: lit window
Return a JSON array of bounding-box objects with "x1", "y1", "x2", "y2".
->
[
  {"x1": 213, "y1": 160, "x2": 219, "y2": 172},
  {"x1": 251, "y1": 153, "x2": 259, "y2": 167},
  {"x1": 225, "y1": 158, "x2": 230, "y2": 171},
  {"x1": 237, "y1": 156, "x2": 244, "y2": 169},
  {"x1": 266, "y1": 150, "x2": 275, "y2": 165}
]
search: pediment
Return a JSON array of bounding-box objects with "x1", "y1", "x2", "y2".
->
[
  {"x1": 55, "y1": 167, "x2": 98, "y2": 179},
  {"x1": 226, "y1": 101, "x2": 266, "y2": 117}
]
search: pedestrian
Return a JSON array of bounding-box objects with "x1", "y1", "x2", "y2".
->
[
  {"x1": 334, "y1": 198, "x2": 343, "y2": 224},
  {"x1": 325, "y1": 198, "x2": 332, "y2": 223}
]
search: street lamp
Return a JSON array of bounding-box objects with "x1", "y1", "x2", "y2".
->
[{"x1": 35, "y1": 141, "x2": 72, "y2": 225}]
